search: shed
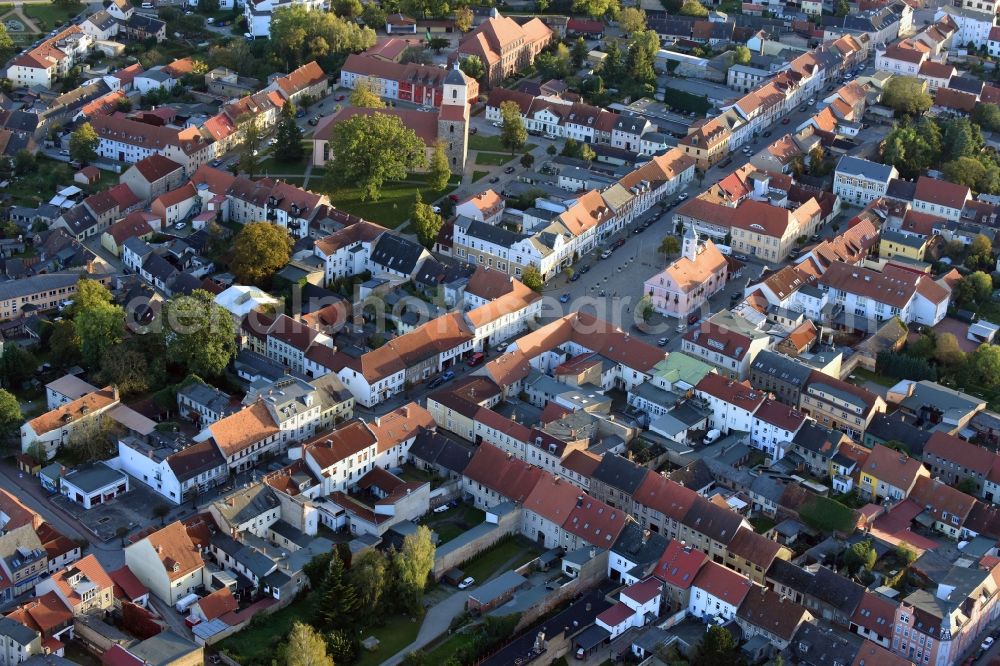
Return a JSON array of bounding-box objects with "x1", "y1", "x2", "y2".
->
[{"x1": 466, "y1": 570, "x2": 527, "y2": 614}]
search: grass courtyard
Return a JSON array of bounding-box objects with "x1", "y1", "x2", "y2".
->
[
  {"x1": 22, "y1": 2, "x2": 83, "y2": 29},
  {"x1": 355, "y1": 615, "x2": 423, "y2": 666},
  {"x1": 474, "y1": 152, "x2": 513, "y2": 167},
  {"x1": 326, "y1": 174, "x2": 459, "y2": 229},
  {"x1": 468, "y1": 134, "x2": 537, "y2": 153},
  {"x1": 216, "y1": 593, "x2": 320, "y2": 664},
  {"x1": 461, "y1": 537, "x2": 544, "y2": 582}
]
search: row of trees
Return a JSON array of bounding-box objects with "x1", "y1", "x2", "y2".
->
[{"x1": 276, "y1": 528, "x2": 436, "y2": 665}]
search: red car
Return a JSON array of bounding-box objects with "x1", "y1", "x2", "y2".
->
[
  {"x1": 467, "y1": 352, "x2": 485, "y2": 367},
  {"x1": 335, "y1": 94, "x2": 345, "y2": 101},
  {"x1": 449, "y1": 194, "x2": 460, "y2": 202},
  {"x1": 614, "y1": 238, "x2": 626, "y2": 249}
]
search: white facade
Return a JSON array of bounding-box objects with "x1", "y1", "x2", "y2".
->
[{"x1": 833, "y1": 159, "x2": 898, "y2": 206}]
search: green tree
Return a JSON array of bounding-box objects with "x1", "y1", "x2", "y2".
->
[
  {"x1": 942, "y1": 156, "x2": 987, "y2": 191},
  {"x1": 521, "y1": 265, "x2": 543, "y2": 291},
  {"x1": 520, "y1": 152, "x2": 534, "y2": 169},
  {"x1": 733, "y1": 45, "x2": 751, "y2": 65},
  {"x1": 349, "y1": 79, "x2": 385, "y2": 108},
  {"x1": 536, "y1": 43, "x2": 573, "y2": 80},
  {"x1": 13, "y1": 150, "x2": 35, "y2": 175},
  {"x1": 69, "y1": 122, "x2": 99, "y2": 164},
  {"x1": 958, "y1": 477, "x2": 979, "y2": 494},
  {"x1": 954, "y1": 271, "x2": 993, "y2": 308},
  {"x1": 99, "y1": 342, "x2": 152, "y2": 396},
  {"x1": 269, "y1": 6, "x2": 375, "y2": 71},
  {"x1": 679, "y1": 0, "x2": 709, "y2": 16},
  {"x1": 546, "y1": 144, "x2": 558, "y2": 157},
  {"x1": 571, "y1": 37, "x2": 589, "y2": 69},
  {"x1": 320, "y1": 549, "x2": 358, "y2": 630},
  {"x1": 598, "y1": 40, "x2": 625, "y2": 82},
  {"x1": 454, "y1": 6, "x2": 473, "y2": 31},
  {"x1": 152, "y1": 503, "x2": 170, "y2": 525},
  {"x1": 0, "y1": 389, "x2": 21, "y2": 438},
  {"x1": 941, "y1": 117, "x2": 984, "y2": 162},
  {"x1": 572, "y1": 0, "x2": 619, "y2": 17},
  {"x1": 283, "y1": 622, "x2": 334, "y2": 666},
  {"x1": 579, "y1": 143, "x2": 596, "y2": 164},
  {"x1": 974, "y1": 102, "x2": 1000, "y2": 132},
  {"x1": 619, "y1": 7, "x2": 646, "y2": 33},
  {"x1": 348, "y1": 549, "x2": 388, "y2": 623},
  {"x1": 325, "y1": 630, "x2": 357, "y2": 664},
  {"x1": 159, "y1": 290, "x2": 237, "y2": 378},
  {"x1": 459, "y1": 55, "x2": 485, "y2": 81},
  {"x1": 237, "y1": 114, "x2": 264, "y2": 179},
  {"x1": 0, "y1": 24, "x2": 14, "y2": 61},
  {"x1": 659, "y1": 235, "x2": 680, "y2": 258},
  {"x1": 967, "y1": 344, "x2": 1000, "y2": 389},
  {"x1": 695, "y1": 626, "x2": 740, "y2": 666},
  {"x1": 230, "y1": 222, "x2": 293, "y2": 287},
  {"x1": 411, "y1": 192, "x2": 444, "y2": 249},
  {"x1": 64, "y1": 414, "x2": 119, "y2": 464},
  {"x1": 626, "y1": 41, "x2": 656, "y2": 85},
  {"x1": 894, "y1": 544, "x2": 917, "y2": 565},
  {"x1": 274, "y1": 103, "x2": 305, "y2": 163},
  {"x1": 390, "y1": 525, "x2": 436, "y2": 614},
  {"x1": 428, "y1": 36, "x2": 450, "y2": 53},
  {"x1": 334, "y1": 0, "x2": 363, "y2": 18},
  {"x1": 882, "y1": 76, "x2": 932, "y2": 117},
  {"x1": 881, "y1": 124, "x2": 937, "y2": 179},
  {"x1": 835, "y1": 0, "x2": 849, "y2": 15},
  {"x1": 361, "y1": 3, "x2": 387, "y2": 29},
  {"x1": 499, "y1": 100, "x2": 527, "y2": 155},
  {"x1": 74, "y1": 295, "x2": 124, "y2": 370},
  {"x1": 49, "y1": 319, "x2": 81, "y2": 368},
  {"x1": 967, "y1": 234, "x2": 994, "y2": 270},
  {"x1": 428, "y1": 141, "x2": 450, "y2": 192},
  {"x1": 934, "y1": 332, "x2": 965, "y2": 367},
  {"x1": 0, "y1": 345, "x2": 37, "y2": 389},
  {"x1": 844, "y1": 540, "x2": 877, "y2": 575},
  {"x1": 324, "y1": 112, "x2": 427, "y2": 201}
]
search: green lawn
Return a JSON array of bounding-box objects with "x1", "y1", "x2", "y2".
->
[
  {"x1": 6, "y1": 157, "x2": 74, "y2": 207},
  {"x1": 475, "y1": 152, "x2": 513, "y2": 167},
  {"x1": 750, "y1": 516, "x2": 776, "y2": 534},
  {"x1": 217, "y1": 593, "x2": 319, "y2": 665},
  {"x1": 461, "y1": 538, "x2": 543, "y2": 582},
  {"x1": 326, "y1": 176, "x2": 457, "y2": 228},
  {"x1": 662, "y1": 87, "x2": 712, "y2": 114},
  {"x1": 424, "y1": 630, "x2": 477, "y2": 663},
  {"x1": 468, "y1": 134, "x2": 537, "y2": 152},
  {"x1": 424, "y1": 504, "x2": 486, "y2": 545},
  {"x1": 472, "y1": 170, "x2": 490, "y2": 182},
  {"x1": 23, "y1": 2, "x2": 84, "y2": 29},
  {"x1": 259, "y1": 156, "x2": 310, "y2": 176},
  {"x1": 356, "y1": 614, "x2": 423, "y2": 666},
  {"x1": 852, "y1": 368, "x2": 896, "y2": 387}
]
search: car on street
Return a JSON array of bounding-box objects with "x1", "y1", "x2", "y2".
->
[
  {"x1": 600, "y1": 249, "x2": 613, "y2": 259},
  {"x1": 579, "y1": 264, "x2": 590, "y2": 274},
  {"x1": 799, "y1": 105, "x2": 808, "y2": 112},
  {"x1": 733, "y1": 253, "x2": 748, "y2": 261},
  {"x1": 433, "y1": 504, "x2": 450, "y2": 513},
  {"x1": 762, "y1": 130, "x2": 772, "y2": 137},
  {"x1": 658, "y1": 337, "x2": 668, "y2": 346},
  {"x1": 467, "y1": 352, "x2": 485, "y2": 367},
  {"x1": 489, "y1": 176, "x2": 500, "y2": 183},
  {"x1": 335, "y1": 95, "x2": 345, "y2": 101},
  {"x1": 503, "y1": 166, "x2": 515, "y2": 174},
  {"x1": 559, "y1": 293, "x2": 571, "y2": 303},
  {"x1": 295, "y1": 109, "x2": 305, "y2": 118},
  {"x1": 211, "y1": 159, "x2": 223, "y2": 167},
  {"x1": 679, "y1": 193, "x2": 688, "y2": 201},
  {"x1": 308, "y1": 117, "x2": 319, "y2": 126},
  {"x1": 614, "y1": 238, "x2": 626, "y2": 248},
  {"x1": 175, "y1": 222, "x2": 187, "y2": 230},
  {"x1": 449, "y1": 194, "x2": 460, "y2": 201},
  {"x1": 441, "y1": 369, "x2": 455, "y2": 382},
  {"x1": 688, "y1": 312, "x2": 699, "y2": 325},
  {"x1": 982, "y1": 638, "x2": 995, "y2": 651},
  {"x1": 781, "y1": 118, "x2": 790, "y2": 124},
  {"x1": 730, "y1": 292, "x2": 742, "y2": 304},
  {"x1": 570, "y1": 272, "x2": 581, "y2": 281},
  {"x1": 458, "y1": 577, "x2": 475, "y2": 589}
]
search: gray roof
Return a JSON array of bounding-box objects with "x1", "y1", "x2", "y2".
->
[
  {"x1": 177, "y1": 379, "x2": 230, "y2": 414},
  {"x1": 864, "y1": 412, "x2": 931, "y2": 455},
  {"x1": 468, "y1": 569, "x2": 526, "y2": 604},
  {"x1": 668, "y1": 459, "x2": 714, "y2": 491},
  {"x1": 0, "y1": 273, "x2": 80, "y2": 303},
  {"x1": 212, "y1": 483, "x2": 280, "y2": 526},
  {"x1": 62, "y1": 462, "x2": 125, "y2": 493},
  {"x1": 370, "y1": 233, "x2": 426, "y2": 274},
  {"x1": 789, "y1": 622, "x2": 864, "y2": 666},
  {"x1": 592, "y1": 454, "x2": 648, "y2": 495},
  {"x1": 455, "y1": 215, "x2": 526, "y2": 248},
  {"x1": 898, "y1": 380, "x2": 985, "y2": 421},
  {"x1": 835, "y1": 155, "x2": 895, "y2": 183},
  {"x1": 808, "y1": 566, "x2": 865, "y2": 615},
  {"x1": 611, "y1": 522, "x2": 669, "y2": 570},
  {"x1": 792, "y1": 421, "x2": 845, "y2": 457},
  {"x1": 128, "y1": 630, "x2": 201, "y2": 666},
  {"x1": 0, "y1": 616, "x2": 37, "y2": 646},
  {"x1": 409, "y1": 429, "x2": 474, "y2": 474}
]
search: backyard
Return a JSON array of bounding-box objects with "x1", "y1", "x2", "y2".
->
[
  {"x1": 460, "y1": 537, "x2": 544, "y2": 582},
  {"x1": 422, "y1": 503, "x2": 486, "y2": 545},
  {"x1": 216, "y1": 593, "x2": 320, "y2": 664},
  {"x1": 474, "y1": 152, "x2": 513, "y2": 167},
  {"x1": 468, "y1": 135, "x2": 537, "y2": 153},
  {"x1": 355, "y1": 615, "x2": 423, "y2": 666}
]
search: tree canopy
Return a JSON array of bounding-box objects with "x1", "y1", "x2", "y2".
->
[
  {"x1": 73, "y1": 281, "x2": 124, "y2": 370},
  {"x1": 283, "y1": 622, "x2": 334, "y2": 666},
  {"x1": 428, "y1": 141, "x2": 451, "y2": 192},
  {"x1": 882, "y1": 76, "x2": 932, "y2": 117},
  {"x1": 619, "y1": 7, "x2": 646, "y2": 33},
  {"x1": 273, "y1": 103, "x2": 305, "y2": 163},
  {"x1": 499, "y1": 101, "x2": 527, "y2": 154},
  {"x1": 349, "y1": 79, "x2": 385, "y2": 108},
  {"x1": 323, "y1": 113, "x2": 427, "y2": 201},
  {"x1": 237, "y1": 114, "x2": 264, "y2": 179},
  {"x1": 69, "y1": 122, "x2": 99, "y2": 164},
  {"x1": 459, "y1": 54, "x2": 485, "y2": 80},
  {"x1": 0, "y1": 389, "x2": 21, "y2": 438},
  {"x1": 411, "y1": 192, "x2": 444, "y2": 249},
  {"x1": 230, "y1": 222, "x2": 293, "y2": 286},
  {"x1": 159, "y1": 290, "x2": 237, "y2": 378},
  {"x1": 572, "y1": 0, "x2": 620, "y2": 18},
  {"x1": 679, "y1": 0, "x2": 709, "y2": 16},
  {"x1": 269, "y1": 5, "x2": 375, "y2": 71}
]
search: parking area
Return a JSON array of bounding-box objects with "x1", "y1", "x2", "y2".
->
[{"x1": 51, "y1": 478, "x2": 174, "y2": 542}]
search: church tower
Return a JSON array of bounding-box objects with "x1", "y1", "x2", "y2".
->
[
  {"x1": 682, "y1": 226, "x2": 699, "y2": 262},
  {"x1": 438, "y1": 63, "x2": 470, "y2": 174}
]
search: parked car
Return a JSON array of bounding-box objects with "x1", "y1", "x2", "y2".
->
[
  {"x1": 295, "y1": 109, "x2": 306, "y2": 118},
  {"x1": 448, "y1": 194, "x2": 460, "y2": 202},
  {"x1": 335, "y1": 94, "x2": 345, "y2": 101},
  {"x1": 982, "y1": 638, "x2": 995, "y2": 652},
  {"x1": 503, "y1": 166, "x2": 515, "y2": 174},
  {"x1": 458, "y1": 577, "x2": 475, "y2": 590},
  {"x1": 781, "y1": 117, "x2": 790, "y2": 124},
  {"x1": 210, "y1": 159, "x2": 223, "y2": 167},
  {"x1": 466, "y1": 352, "x2": 485, "y2": 367},
  {"x1": 703, "y1": 429, "x2": 722, "y2": 445},
  {"x1": 175, "y1": 222, "x2": 187, "y2": 230},
  {"x1": 570, "y1": 272, "x2": 581, "y2": 281},
  {"x1": 600, "y1": 249, "x2": 613, "y2": 259},
  {"x1": 559, "y1": 293, "x2": 571, "y2": 303},
  {"x1": 579, "y1": 264, "x2": 590, "y2": 274},
  {"x1": 308, "y1": 117, "x2": 319, "y2": 126},
  {"x1": 658, "y1": 337, "x2": 668, "y2": 346},
  {"x1": 489, "y1": 176, "x2": 500, "y2": 183},
  {"x1": 433, "y1": 504, "x2": 450, "y2": 513},
  {"x1": 614, "y1": 238, "x2": 626, "y2": 248},
  {"x1": 687, "y1": 312, "x2": 699, "y2": 325}
]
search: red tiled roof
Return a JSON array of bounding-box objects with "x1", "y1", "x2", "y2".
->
[
  {"x1": 622, "y1": 577, "x2": 662, "y2": 605},
  {"x1": 696, "y1": 374, "x2": 767, "y2": 413},
  {"x1": 654, "y1": 539, "x2": 707, "y2": 589},
  {"x1": 110, "y1": 566, "x2": 148, "y2": 601},
  {"x1": 692, "y1": 560, "x2": 754, "y2": 606}
]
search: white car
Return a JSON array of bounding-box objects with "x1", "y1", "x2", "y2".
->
[
  {"x1": 431, "y1": 205, "x2": 441, "y2": 213},
  {"x1": 982, "y1": 637, "x2": 994, "y2": 651},
  {"x1": 432, "y1": 504, "x2": 449, "y2": 514},
  {"x1": 175, "y1": 222, "x2": 187, "y2": 230},
  {"x1": 458, "y1": 577, "x2": 475, "y2": 589}
]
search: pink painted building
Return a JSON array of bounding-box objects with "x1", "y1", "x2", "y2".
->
[{"x1": 644, "y1": 228, "x2": 728, "y2": 320}]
